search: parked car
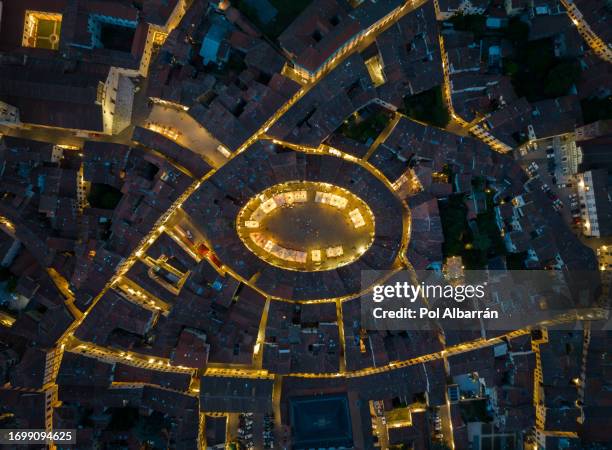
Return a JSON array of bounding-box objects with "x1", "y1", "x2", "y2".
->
[{"x1": 527, "y1": 162, "x2": 539, "y2": 176}]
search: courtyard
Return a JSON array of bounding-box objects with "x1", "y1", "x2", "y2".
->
[{"x1": 236, "y1": 181, "x2": 375, "y2": 271}]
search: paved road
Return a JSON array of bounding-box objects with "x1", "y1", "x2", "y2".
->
[
  {"x1": 516, "y1": 142, "x2": 612, "y2": 254},
  {"x1": 439, "y1": 402, "x2": 455, "y2": 450},
  {"x1": 147, "y1": 104, "x2": 228, "y2": 168}
]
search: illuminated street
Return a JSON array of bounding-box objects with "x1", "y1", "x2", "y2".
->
[{"x1": 146, "y1": 104, "x2": 229, "y2": 168}]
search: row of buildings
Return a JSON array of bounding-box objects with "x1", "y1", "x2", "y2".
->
[{"x1": 0, "y1": 0, "x2": 188, "y2": 135}]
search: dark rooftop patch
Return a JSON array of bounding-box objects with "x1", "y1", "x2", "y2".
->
[
  {"x1": 235, "y1": 0, "x2": 311, "y2": 40},
  {"x1": 290, "y1": 394, "x2": 353, "y2": 449},
  {"x1": 0, "y1": 267, "x2": 18, "y2": 293},
  {"x1": 448, "y1": 14, "x2": 528, "y2": 43},
  {"x1": 472, "y1": 191, "x2": 507, "y2": 267},
  {"x1": 502, "y1": 17, "x2": 530, "y2": 44},
  {"x1": 459, "y1": 398, "x2": 493, "y2": 423},
  {"x1": 106, "y1": 407, "x2": 139, "y2": 431},
  {"x1": 448, "y1": 13, "x2": 487, "y2": 40},
  {"x1": 504, "y1": 38, "x2": 581, "y2": 102},
  {"x1": 132, "y1": 160, "x2": 159, "y2": 181},
  {"x1": 581, "y1": 95, "x2": 612, "y2": 124},
  {"x1": 439, "y1": 194, "x2": 470, "y2": 258},
  {"x1": 401, "y1": 85, "x2": 450, "y2": 129},
  {"x1": 100, "y1": 24, "x2": 135, "y2": 52},
  {"x1": 105, "y1": 407, "x2": 173, "y2": 448},
  {"x1": 87, "y1": 183, "x2": 123, "y2": 210},
  {"x1": 438, "y1": 188, "x2": 506, "y2": 269},
  {"x1": 338, "y1": 107, "x2": 392, "y2": 144},
  {"x1": 506, "y1": 250, "x2": 527, "y2": 270}
]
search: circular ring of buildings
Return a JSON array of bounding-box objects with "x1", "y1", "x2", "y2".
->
[
  {"x1": 236, "y1": 181, "x2": 376, "y2": 272},
  {"x1": 183, "y1": 141, "x2": 408, "y2": 301}
]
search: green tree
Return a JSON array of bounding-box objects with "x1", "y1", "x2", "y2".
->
[
  {"x1": 449, "y1": 14, "x2": 487, "y2": 39},
  {"x1": 544, "y1": 60, "x2": 580, "y2": 97},
  {"x1": 134, "y1": 411, "x2": 170, "y2": 449},
  {"x1": 5, "y1": 277, "x2": 17, "y2": 292},
  {"x1": 87, "y1": 183, "x2": 123, "y2": 210},
  {"x1": 503, "y1": 59, "x2": 519, "y2": 76},
  {"x1": 402, "y1": 86, "x2": 450, "y2": 128},
  {"x1": 439, "y1": 194, "x2": 469, "y2": 257},
  {"x1": 473, "y1": 233, "x2": 492, "y2": 252},
  {"x1": 581, "y1": 96, "x2": 612, "y2": 124},
  {"x1": 503, "y1": 17, "x2": 530, "y2": 43}
]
